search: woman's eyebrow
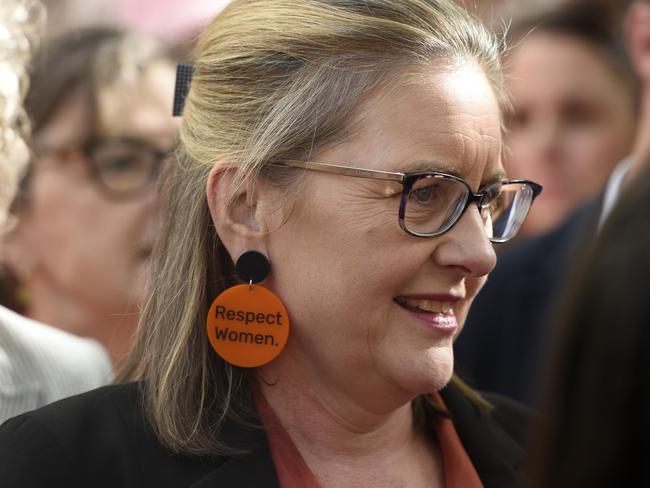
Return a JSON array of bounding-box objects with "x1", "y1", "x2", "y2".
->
[
  {"x1": 481, "y1": 170, "x2": 507, "y2": 187},
  {"x1": 400, "y1": 160, "x2": 464, "y2": 177},
  {"x1": 400, "y1": 161, "x2": 508, "y2": 185}
]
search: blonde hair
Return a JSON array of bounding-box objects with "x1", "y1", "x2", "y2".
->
[
  {"x1": 0, "y1": 0, "x2": 44, "y2": 228},
  {"x1": 120, "y1": 0, "x2": 504, "y2": 456}
]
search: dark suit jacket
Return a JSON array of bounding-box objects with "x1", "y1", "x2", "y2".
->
[
  {"x1": 0, "y1": 382, "x2": 531, "y2": 488},
  {"x1": 454, "y1": 201, "x2": 599, "y2": 405}
]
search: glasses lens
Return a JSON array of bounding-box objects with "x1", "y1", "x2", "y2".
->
[
  {"x1": 484, "y1": 182, "x2": 535, "y2": 242},
  {"x1": 404, "y1": 175, "x2": 468, "y2": 236},
  {"x1": 89, "y1": 140, "x2": 161, "y2": 196}
]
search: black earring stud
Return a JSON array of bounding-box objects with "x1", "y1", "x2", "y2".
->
[{"x1": 236, "y1": 251, "x2": 269, "y2": 284}]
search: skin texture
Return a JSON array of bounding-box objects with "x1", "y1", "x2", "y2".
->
[
  {"x1": 209, "y1": 62, "x2": 503, "y2": 487},
  {"x1": 505, "y1": 32, "x2": 636, "y2": 236},
  {"x1": 5, "y1": 61, "x2": 179, "y2": 366}
]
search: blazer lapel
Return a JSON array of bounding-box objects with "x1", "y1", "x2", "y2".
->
[{"x1": 440, "y1": 385, "x2": 527, "y2": 488}]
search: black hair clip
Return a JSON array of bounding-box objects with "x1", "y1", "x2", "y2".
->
[{"x1": 173, "y1": 63, "x2": 196, "y2": 116}]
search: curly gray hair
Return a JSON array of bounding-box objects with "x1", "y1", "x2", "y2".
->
[{"x1": 0, "y1": 0, "x2": 44, "y2": 228}]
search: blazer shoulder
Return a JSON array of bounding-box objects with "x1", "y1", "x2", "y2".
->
[
  {"x1": 0, "y1": 382, "x2": 142, "y2": 448},
  {"x1": 0, "y1": 402, "x2": 88, "y2": 487},
  {"x1": 0, "y1": 384, "x2": 221, "y2": 488},
  {"x1": 0, "y1": 384, "x2": 139, "y2": 487}
]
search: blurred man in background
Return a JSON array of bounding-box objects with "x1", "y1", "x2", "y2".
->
[{"x1": 456, "y1": 0, "x2": 650, "y2": 405}]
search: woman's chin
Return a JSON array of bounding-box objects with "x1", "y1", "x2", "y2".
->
[{"x1": 390, "y1": 349, "x2": 455, "y2": 396}]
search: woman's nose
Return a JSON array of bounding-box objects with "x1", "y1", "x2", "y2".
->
[{"x1": 431, "y1": 205, "x2": 497, "y2": 278}]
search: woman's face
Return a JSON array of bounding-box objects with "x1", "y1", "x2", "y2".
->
[
  {"x1": 8, "y1": 61, "x2": 178, "y2": 359},
  {"x1": 505, "y1": 32, "x2": 636, "y2": 236},
  {"x1": 263, "y1": 63, "x2": 502, "y2": 405}
]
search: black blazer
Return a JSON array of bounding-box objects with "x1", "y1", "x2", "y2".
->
[{"x1": 0, "y1": 382, "x2": 531, "y2": 488}]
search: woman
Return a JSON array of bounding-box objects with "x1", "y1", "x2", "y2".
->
[
  {"x1": 2, "y1": 28, "x2": 179, "y2": 365},
  {"x1": 504, "y1": 4, "x2": 637, "y2": 237},
  {"x1": 0, "y1": 1, "x2": 541, "y2": 486}
]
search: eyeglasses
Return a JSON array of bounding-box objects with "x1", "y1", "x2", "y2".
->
[
  {"x1": 35, "y1": 137, "x2": 173, "y2": 200},
  {"x1": 273, "y1": 160, "x2": 542, "y2": 243}
]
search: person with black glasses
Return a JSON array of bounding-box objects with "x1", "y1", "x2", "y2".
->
[
  {"x1": 0, "y1": 1, "x2": 540, "y2": 486},
  {"x1": 1, "y1": 27, "x2": 179, "y2": 366},
  {"x1": 0, "y1": 0, "x2": 112, "y2": 424}
]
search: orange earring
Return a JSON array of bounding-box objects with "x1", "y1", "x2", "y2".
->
[{"x1": 206, "y1": 251, "x2": 290, "y2": 368}]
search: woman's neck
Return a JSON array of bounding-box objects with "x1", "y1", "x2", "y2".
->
[
  {"x1": 256, "y1": 352, "x2": 444, "y2": 487},
  {"x1": 258, "y1": 375, "x2": 415, "y2": 457}
]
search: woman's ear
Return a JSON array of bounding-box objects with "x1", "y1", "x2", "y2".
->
[{"x1": 206, "y1": 163, "x2": 268, "y2": 263}]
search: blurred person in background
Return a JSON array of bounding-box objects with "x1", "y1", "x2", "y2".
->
[
  {"x1": 528, "y1": 163, "x2": 650, "y2": 488},
  {"x1": 0, "y1": 0, "x2": 111, "y2": 422},
  {"x1": 455, "y1": 0, "x2": 649, "y2": 404},
  {"x1": 1, "y1": 27, "x2": 179, "y2": 366},
  {"x1": 504, "y1": 3, "x2": 637, "y2": 238}
]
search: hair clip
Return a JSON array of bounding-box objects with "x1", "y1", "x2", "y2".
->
[{"x1": 173, "y1": 63, "x2": 196, "y2": 117}]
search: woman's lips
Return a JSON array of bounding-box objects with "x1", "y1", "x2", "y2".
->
[
  {"x1": 394, "y1": 296, "x2": 459, "y2": 333},
  {"x1": 409, "y1": 309, "x2": 458, "y2": 332}
]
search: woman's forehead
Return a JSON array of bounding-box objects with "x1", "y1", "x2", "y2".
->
[{"x1": 329, "y1": 63, "x2": 503, "y2": 180}]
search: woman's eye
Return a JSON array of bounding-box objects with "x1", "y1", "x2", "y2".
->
[{"x1": 410, "y1": 185, "x2": 439, "y2": 205}]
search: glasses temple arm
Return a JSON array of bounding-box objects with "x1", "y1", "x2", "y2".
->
[{"x1": 277, "y1": 160, "x2": 405, "y2": 182}]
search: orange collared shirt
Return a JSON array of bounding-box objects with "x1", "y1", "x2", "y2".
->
[{"x1": 253, "y1": 390, "x2": 483, "y2": 488}]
